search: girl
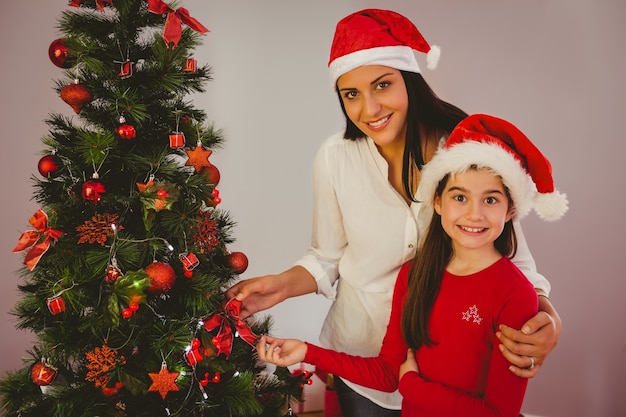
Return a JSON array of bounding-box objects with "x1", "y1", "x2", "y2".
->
[
  {"x1": 257, "y1": 114, "x2": 568, "y2": 417},
  {"x1": 228, "y1": 10, "x2": 562, "y2": 415}
]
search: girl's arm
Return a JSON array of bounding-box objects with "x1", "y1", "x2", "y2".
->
[{"x1": 258, "y1": 263, "x2": 413, "y2": 392}]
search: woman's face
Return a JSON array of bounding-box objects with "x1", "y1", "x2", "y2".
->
[{"x1": 336, "y1": 65, "x2": 409, "y2": 149}]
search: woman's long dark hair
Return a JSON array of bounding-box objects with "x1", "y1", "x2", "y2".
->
[
  {"x1": 401, "y1": 172, "x2": 518, "y2": 349},
  {"x1": 336, "y1": 71, "x2": 468, "y2": 201}
]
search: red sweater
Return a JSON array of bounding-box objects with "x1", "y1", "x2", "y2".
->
[{"x1": 304, "y1": 257, "x2": 538, "y2": 417}]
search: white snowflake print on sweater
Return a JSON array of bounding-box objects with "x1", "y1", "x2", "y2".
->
[{"x1": 462, "y1": 304, "x2": 483, "y2": 325}]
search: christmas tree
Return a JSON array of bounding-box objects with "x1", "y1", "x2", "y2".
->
[{"x1": 0, "y1": 1, "x2": 307, "y2": 415}]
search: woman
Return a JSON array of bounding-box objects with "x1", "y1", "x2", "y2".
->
[
  {"x1": 257, "y1": 113, "x2": 568, "y2": 416},
  {"x1": 226, "y1": 9, "x2": 561, "y2": 416}
]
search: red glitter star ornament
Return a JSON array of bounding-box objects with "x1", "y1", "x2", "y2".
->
[
  {"x1": 148, "y1": 362, "x2": 180, "y2": 399},
  {"x1": 185, "y1": 145, "x2": 213, "y2": 173}
]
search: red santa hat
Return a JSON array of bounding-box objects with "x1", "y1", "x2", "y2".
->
[
  {"x1": 416, "y1": 114, "x2": 568, "y2": 225},
  {"x1": 328, "y1": 9, "x2": 440, "y2": 87}
]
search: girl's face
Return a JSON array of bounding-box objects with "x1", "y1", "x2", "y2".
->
[
  {"x1": 434, "y1": 169, "x2": 513, "y2": 254},
  {"x1": 336, "y1": 65, "x2": 409, "y2": 149}
]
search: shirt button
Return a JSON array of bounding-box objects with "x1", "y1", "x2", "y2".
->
[{"x1": 408, "y1": 244, "x2": 414, "y2": 249}]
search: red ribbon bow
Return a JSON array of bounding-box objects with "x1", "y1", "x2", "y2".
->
[
  {"x1": 68, "y1": 0, "x2": 112, "y2": 11},
  {"x1": 148, "y1": 0, "x2": 209, "y2": 48},
  {"x1": 203, "y1": 298, "x2": 257, "y2": 359},
  {"x1": 13, "y1": 210, "x2": 64, "y2": 271}
]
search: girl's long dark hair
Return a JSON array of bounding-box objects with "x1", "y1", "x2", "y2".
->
[
  {"x1": 401, "y1": 172, "x2": 518, "y2": 349},
  {"x1": 336, "y1": 71, "x2": 468, "y2": 201}
]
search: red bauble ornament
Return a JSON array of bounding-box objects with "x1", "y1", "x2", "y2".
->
[
  {"x1": 82, "y1": 179, "x2": 105, "y2": 202},
  {"x1": 31, "y1": 360, "x2": 57, "y2": 386},
  {"x1": 145, "y1": 261, "x2": 176, "y2": 294},
  {"x1": 60, "y1": 81, "x2": 93, "y2": 114},
  {"x1": 116, "y1": 123, "x2": 136, "y2": 140},
  {"x1": 38, "y1": 154, "x2": 62, "y2": 178},
  {"x1": 48, "y1": 38, "x2": 74, "y2": 68},
  {"x1": 226, "y1": 251, "x2": 248, "y2": 275},
  {"x1": 200, "y1": 164, "x2": 220, "y2": 186}
]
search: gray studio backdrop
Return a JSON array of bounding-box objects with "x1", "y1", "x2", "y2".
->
[{"x1": 1, "y1": 1, "x2": 624, "y2": 417}]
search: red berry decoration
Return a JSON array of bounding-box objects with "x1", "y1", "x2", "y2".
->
[
  {"x1": 38, "y1": 154, "x2": 62, "y2": 178},
  {"x1": 226, "y1": 251, "x2": 248, "y2": 275},
  {"x1": 145, "y1": 261, "x2": 176, "y2": 294},
  {"x1": 48, "y1": 38, "x2": 74, "y2": 68},
  {"x1": 60, "y1": 80, "x2": 93, "y2": 114},
  {"x1": 31, "y1": 360, "x2": 57, "y2": 386}
]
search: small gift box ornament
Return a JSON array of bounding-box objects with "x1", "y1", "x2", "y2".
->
[
  {"x1": 183, "y1": 57, "x2": 197, "y2": 73},
  {"x1": 118, "y1": 60, "x2": 134, "y2": 79},
  {"x1": 169, "y1": 132, "x2": 185, "y2": 148},
  {"x1": 179, "y1": 252, "x2": 199, "y2": 271},
  {"x1": 184, "y1": 347, "x2": 203, "y2": 366},
  {"x1": 47, "y1": 295, "x2": 66, "y2": 315}
]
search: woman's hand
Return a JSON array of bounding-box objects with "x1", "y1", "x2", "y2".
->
[
  {"x1": 256, "y1": 335, "x2": 307, "y2": 368},
  {"x1": 497, "y1": 296, "x2": 562, "y2": 378},
  {"x1": 225, "y1": 266, "x2": 317, "y2": 319},
  {"x1": 225, "y1": 275, "x2": 286, "y2": 319},
  {"x1": 399, "y1": 349, "x2": 419, "y2": 380}
]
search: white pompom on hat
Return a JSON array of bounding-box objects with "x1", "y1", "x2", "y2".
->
[
  {"x1": 328, "y1": 9, "x2": 440, "y2": 87},
  {"x1": 416, "y1": 114, "x2": 568, "y2": 228}
]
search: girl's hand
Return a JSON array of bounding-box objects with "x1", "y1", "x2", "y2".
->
[
  {"x1": 256, "y1": 335, "x2": 308, "y2": 368},
  {"x1": 399, "y1": 349, "x2": 418, "y2": 380}
]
